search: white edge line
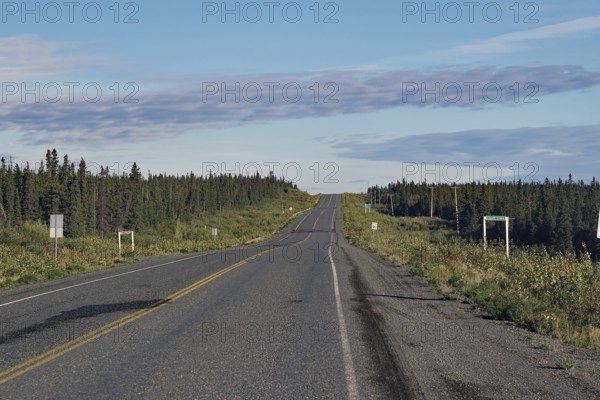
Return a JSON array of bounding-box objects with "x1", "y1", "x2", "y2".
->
[
  {"x1": 0, "y1": 252, "x2": 215, "y2": 309},
  {"x1": 0, "y1": 202, "x2": 320, "y2": 309},
  {"x1": 329, "y1": 195, "x2": 359, "y2": 400},
  {"x1": 294, "y1": 212, "x2": 311, "y2": 231}
]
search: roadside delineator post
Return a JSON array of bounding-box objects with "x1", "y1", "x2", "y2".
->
[
  {"x1": 596, "y1": 210, "x2": 600, "y2": 239},
  {"x1": 49, "y1": 214, "x2": 64, "y2": 263}
]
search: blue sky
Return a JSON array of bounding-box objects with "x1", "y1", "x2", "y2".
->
[{"x1": 0, "y1": 1, "x2": 599, "y2": 193}]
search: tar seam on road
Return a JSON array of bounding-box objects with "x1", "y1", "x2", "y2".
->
[{"x1": 328, "y1": 197, "x2": 359, "y2": 399}]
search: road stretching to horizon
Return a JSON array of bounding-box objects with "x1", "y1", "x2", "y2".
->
[{"x1": 1, "y1": 195, "x2": 599, "y2": 399}]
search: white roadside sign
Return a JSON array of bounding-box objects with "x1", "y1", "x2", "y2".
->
[{"x1": 49, "y1": 214, "x2": 64, "y2": 238}]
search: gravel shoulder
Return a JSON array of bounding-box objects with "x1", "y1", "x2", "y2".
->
[{"x1": 335, "y1": 204, "x2": 600, "y2": 400}]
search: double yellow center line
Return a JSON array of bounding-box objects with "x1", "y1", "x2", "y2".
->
[
  {"x1": 0, "y1": 255, "x2": 257, "y2": 385},
  {"x1": 0, "y1": 206, "x2": 329, "y2": 385}
]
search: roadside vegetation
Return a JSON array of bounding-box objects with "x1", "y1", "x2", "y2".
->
[
  {"x1": 370, "y1": 178, "x2": 600, "y2": 260},
  {"x1": 1, "y1": 188, "x2": 316, "y2": 288},
  {"x1": 0, "y1": 149, "x2": 318, "y2": 288},
  {"x1": 342, "y1": 193, "x2": 600, "y2": 351}
]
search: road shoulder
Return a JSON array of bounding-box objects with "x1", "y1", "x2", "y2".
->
[{"x1": 335, "y1": 204, "x2": 600, "y2": 400}]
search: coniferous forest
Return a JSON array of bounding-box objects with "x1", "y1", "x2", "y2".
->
[
  {"x1": 369, "y1": 178, "x2": 600, "y2": 260},
  {"x1": 0, "y1": 149, "x2": 296, "y2": 238}
]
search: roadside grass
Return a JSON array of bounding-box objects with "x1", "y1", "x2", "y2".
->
[
  {"x1": 0, "y1": 189, "x2": 318, "y2": 288},
  {"x1": 342, "y1": 193, "x2": 600, "y2": 351},
  {"x1": 541, "y1": 340, "x2": 554, "y2": 351},
  {"x1": 556, "y1": 358, "x2": 577, "y2": 371}
]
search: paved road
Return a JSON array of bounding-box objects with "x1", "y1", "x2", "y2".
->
[
  {"x1": 1, "y1": 194, "x2": 599, "y2": 399},
  {"x1": 0, "y1": 195, "x2": 369, "y2": 399}
]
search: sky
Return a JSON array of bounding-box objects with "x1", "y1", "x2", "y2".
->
[{"x1": 0, "y1": 1, "x2": 599, "y2": 193}]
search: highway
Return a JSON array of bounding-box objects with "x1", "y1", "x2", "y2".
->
[
  {"x1": 1, "y1": 194, "x2": 599, "y2": 399},
  {"x1": 0, "y1": 195, "x2": 374, "y2": 399}
]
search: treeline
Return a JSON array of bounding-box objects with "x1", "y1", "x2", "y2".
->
[
  {"x1": 0, "y1": 149, "x2": 296, "y2": 237},
  {"x1": 369, "y1": 177, "x2": 600, "y2": 259}
]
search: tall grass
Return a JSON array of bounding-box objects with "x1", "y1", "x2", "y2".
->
[
  {"x1": 0, "y1": 189, "x2": 318, "y2": 288},
  {"x1": 342, "y1": 193, "x2": 600, "y2": 350}
]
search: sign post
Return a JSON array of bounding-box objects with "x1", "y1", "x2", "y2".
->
[
  {"x1": 364, "y1": 203, "x2": 372, "y2": 213},
  {"x1": 371, "y1": 222, "x2": 378, "y2": 238},
  {"x1": 118, "y1": 231, "x2": 135, "y2": 258},
  {"x1": 49, "y1": 214, "x2": 64, "y2": 262},
  {"x1": 597, "y1": 210, "x2": 600, "y2": 239},
  {"x1": 483, "y1": 216, "x2": 510, "y2": 258}
]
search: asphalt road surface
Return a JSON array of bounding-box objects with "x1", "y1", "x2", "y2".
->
[{"x1": 1, "y1": 194, "x2": 599, "y2": 399}]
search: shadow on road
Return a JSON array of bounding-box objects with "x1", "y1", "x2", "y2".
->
[{"x1": 0, "y1": 299, "x2": 162, "y2": 346}]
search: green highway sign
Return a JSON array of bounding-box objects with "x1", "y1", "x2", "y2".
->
[
  {"x1": 483, "y1": 215, "x2": 511, "y2": 258},
  {"x1": 364, "y1": 203, "x2": 372, "y2": 209}
]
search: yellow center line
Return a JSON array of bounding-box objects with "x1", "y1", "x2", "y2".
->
[
  {"x1": 301, "y1": 208, "x2": 327, "y2": 243},
  {"x1": 0, "y1": 205, "x2": 328, "y2": 385},
  {"x1": 0, "y1": 254, "x2": 262, "y2": 385}
]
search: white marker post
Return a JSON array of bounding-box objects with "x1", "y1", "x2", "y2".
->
[
  {"x1": 597, "y1": 210, "x2": 600, "y2": 239},
  {"x1": 118, "y1": 231, "x2": 135, "y2": 258},
  {"x1": 483, "y1": 217, "x2": 486, "y2": 253},
  {"x1": 505, "y1": 216, "x2": 510, "y2": 258},
  {"x1": 49, "y1": 215, "x2": 64, "y2": 262},
  {"x1": 371, "y1": 222, "x2": 378, "y2": 238},
  {"x1": 483, "y1": 216, "x2": 510, "y2": 258}
]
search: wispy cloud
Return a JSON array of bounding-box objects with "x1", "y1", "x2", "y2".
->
[
  {"x1": 333, "y1": 125, "x2": 600, "y2": 181},
  {"x1": 3, "y1": 65, "x2": 600, "y2": 146},
  {"x1": 455, "y1": 16, "x2": 600, "y2": 54},
  {"x1": 525, "y1": 148, "x2": 582, "y2": 157},
  {"x1": 0, "y1": 35, "x2": 113, "y2": 80}
]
